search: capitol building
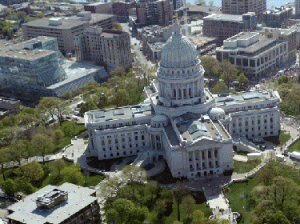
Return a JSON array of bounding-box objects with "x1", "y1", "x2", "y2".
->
[{"x1": 84, "y1": 21, "x2": 281, "y2": 179}]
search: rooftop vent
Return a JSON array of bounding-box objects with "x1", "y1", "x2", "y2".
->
[{"x1": 36, "y1": 189, "x2": 68, "y2": 209}]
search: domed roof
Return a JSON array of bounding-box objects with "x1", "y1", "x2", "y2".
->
[
  {"x1": 209, "y1": 108, "x2": 225, "y2": 117},
  {"x1": 160, "y1": 21, "x2": 198, "y2": 69}
]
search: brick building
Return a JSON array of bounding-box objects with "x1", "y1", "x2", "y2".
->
[
  {"x1": 112, "y1": 1, "x2": 135, "y2": 22},
  {"x1": 203, "y1": 12, "x2": 257, "y2": 46},
  {"x1": 84, "y1": 2, "x2": 113, "y2": 14},
  {"x1": 262, "y1": 6, "x2": 293, "y2": 28},
  {"x1": 222, "y1": 0, "x2": 266, "y2": 18}
]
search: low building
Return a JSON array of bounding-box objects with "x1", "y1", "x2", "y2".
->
[
  {"x1": 187, "y1": 5, "x2": 222, "y2": 18},
  {"x1": 74, "y1": 26, "x2": 132, "y2": 71},
  {"x1": 7, "y1": 183, "x2": 100, "y2": 224},
  {"x1": 216, "y1": 32, "x2": 288, "y2": 78},
  {"x1": 22, "y1": 13, "x2": 116, "y2": 54},
  {"x1": 84, "y1": 2, "x2": 113, "y2": 14},
  {"x1": 262, "y1": 6, "x2": 293, "y2": 28},
  {"x1": 112, "y1": 1, "x2": 135, "y2": 22},
  {"x1": 189, "y1": 35, "x2": 218, "y2": 56},
  {"x1": 222, "y1": 0, "x2": 266, "y2": 18},
  {"x1": 0, "y1": 36, "x2": 108, "y2": 100},
  {"x1": 0, "y1": 97, "x2": 20, "y2": 119},
  {"x1": 203, "y1": 12, "x2": 258, "y2": 46}
]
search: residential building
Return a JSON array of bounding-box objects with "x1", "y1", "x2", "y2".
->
[
  {"x1": 136, "y1": 0, "x2": 174, "y2": 27},
  {"x1": 203, "y1": 12, "x2": 257, "y2": 45},
  {"x1": 258, "y1": 27, "x2": 297, "y2": 62},
  {"x1": 74, "y1": 26, "x2": 132, "y2": 71},
  {"x1": 7, "y1": 183, "x2": 100, "y2": 224},
  {"x1": 84, "y1": 22, "x2": 281, "y2": 179},
  {"x1": 84, "y1": 2, "x2": 113, "y2": 13},
  {"x1": 222, "y1": 0, "x2": 266, "y2": 18},
  {"x1": 262, "y1": 6, "x2": 293, "y2": 28},
  {"x1": 22, "y1": 13, "x2": 116, "y2": 54},
  {"x1": 172, "y1": 0, "x2": 185, "y2": 10},
  {"x1": 216, "y1": 32, "x2": 288, "y2": 78},
  {"x1": 0, "y1": 36, "x2": 108, "y2": 100},
  {"x1": 112, "y1": 1, "x2": 135, "y2": 22}
]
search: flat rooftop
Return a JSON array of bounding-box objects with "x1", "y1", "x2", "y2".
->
[
  {"x1": 0, "y1": 37, "x2": 56, "y2": 60},
  {"x1": 85, "y1": 105, "x2": 153, "y2": 124},
  {"x1": 203, "y1": 14, "x2": 243, "y2": 22},
  {"x1": 215, "y1": 90, "x2": 280, "y2": 107},
  {"x1": 7, "y1": 183, "x2": 96, "y2": 224}
]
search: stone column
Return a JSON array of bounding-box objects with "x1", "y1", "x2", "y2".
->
[
  {"x1": 193, "y1": 151, "x2": 196, "y2": 172},
  {"x1": 205, "y1": 150, "x2": 209, "y2": 170}
]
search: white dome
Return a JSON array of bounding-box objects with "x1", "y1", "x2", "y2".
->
[
  {"x1": 160, "y1": 21, "x2": 198, "y2": 69},
  {"x1": 209, "y1": 108, "x2": 225, "y2": 121}
]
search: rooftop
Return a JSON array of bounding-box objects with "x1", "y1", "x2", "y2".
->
[
  {"x1": 7, "y1": 183, "x2": 97, "y2": 224},
  {"x1": 0, "y1": 36, "x2": 56, "y2": 60},
  {"x1": 85, "y1": 105, "x2": 153, "y2": 123},
  {"x1": 215, "y1": 90, "x2": 280, "y2": 107},
  {"x1": 203, "y1": 14, "x2": 243, "y2": 22}
]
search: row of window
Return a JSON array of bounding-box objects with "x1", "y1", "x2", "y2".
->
[
  {"x1": 189, "y1": 150, "x2": 218, "y2": 161},
  {"x1": 232, "y1": 118, "x2": 273, "y2": 127},
  {"x1": 102, "y1": 142, "x2": 146, "y2": 151},
  {"x1": 103, "y1": 149, "x2": 140, "y2": 158},
  {"x1": 190, "y1": 161, "x2": 219, "y2": 171}
]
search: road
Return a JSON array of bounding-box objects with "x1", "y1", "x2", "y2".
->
[{"x1": 121, "y1": 23, "x2": 154, "y2": 68}]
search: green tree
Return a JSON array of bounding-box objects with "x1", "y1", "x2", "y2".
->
[
  {"x1": 173, "y1": 183, "x2": 189, "y2": 221},
  {"x1": 182, "y1": 195, "x2": 196, "y2": 217},
  {"x1": 69, "y1": 5, "x2": 78, "y2": 14},
  {"x1": 8, "y1": 139, "x2": 28, "y2": 166},
  {"x1": 99, "y1": 176, "x2": 125, "y2": 199},
  {"x1": 31, "y1": 133, "x2": 54, "y2": 165},
  {"x1": 212, "y1": 80, "x2": 229, "y2": 94},
  {"x1": 36, "y1": 97, "x2": 59, "y2": 120},
  {"x1": 61, "y1": 164, "x2": 84, "y2": 185},
  {"x1": 237, "y1": 73, "x2": 249, "y2": 87},
  {"x1": 36, "y1": 13, "x2": 44, "y2": 19},
  {"x1": 155, "y1": 199, "x2": 167, "y2": 219},
  {"x1": 277, "y1": 75, "x2": 291, "y2": 85},
  {"x1": 3, "y1": 179, "x2": 16, "y2": 197},
  {"x1": 14, "y1": 161, "x2": 44, "y2": 183},
  {"x1": 122, "y1": 165, "x2": 147, "y2": 185},
  {"x1": 145, "y1": 180, "x2": 160, "y2": 203},
  {"x1": 54, "y1": 129, "x2": 64, "y2": 145},
  {"x1": 219, "y1": 60, "x2": 239, "y2": 86},
  {"x1": 62, "y1": 90, "x2": 73, "y2": 99},
  {"x1": 79, "y1": 100, "x2": 98, "y2": 115},
  {"x1": 0, "y1": 148, "x2": 9, "y2": 181},
  {"x1": 16, "y1": 11, "x2": 26, "y2": 21},
  {"x1": 113, "y1": 22, "x2": 123, "y2": 31},
  {"x1": 115, "y1": 89, "x2": 130, "y2": 107},
  {"x1": 62, "y1": 121, "x2": 76, "y2": 138},
  {"x1": 110, "y1": 66, "x2": 126, "y2": 78},
  {"x1": 272, "y1": 177, "x2": 298, "y2": 208},
  {"x1": 191, "y1": 210, "x2": 205, "y2": 224},
  {"x1": 50, "y1": 159, "x2": 65, "y2": 175},
  {"x1": 200, "y1": 56, "x2": 220, "y2": 77},
  {"x1": 266, "y1": 211, "x2": 291, "y2": 224}
]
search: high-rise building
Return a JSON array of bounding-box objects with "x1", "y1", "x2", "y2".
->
[
  {"x1": 136, "y1": 0, "x2": 174, "y2": 26},
  {"x1": 22, "y1": 13, "x2": 116, "y2": 54},
  {"x1": 222, "y1": 0, "x2": 266, "y2": 18},
  {"x1": 262, "y1": 6, "x2": 292, "y2": 28},
  {"x1": 203, "y1": 12, "x2": 257, "y2": 45},
  {"x1": 296, "y1": 0, "x2": 300, "y2": 18},
  {"x1": 112, "y1": 1, "x2": 136, "y2": 22},
  {"x1": 74, "y1": 26, "x2": 132, "y2": 71}
]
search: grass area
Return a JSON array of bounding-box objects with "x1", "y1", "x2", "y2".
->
[
  {"x1": 264, "y1": 130, "x2": 291, "y2": 146},
  {"x1": 236, "y1": 151, "x2": 248, "y2": 156},
  {"x1": 146, "y1": 200, "x2": 212, "y2": 224},
  {"x1": 288, "y1": 138, "x2": 300, "y2": 152},
  {"x1": 233, "y1": 159, "x2": 261, "y2": 174},
  {"x1": 225, "y1": 178, "x2": 257, "y2": 224},
  {"x1": 57, "y1": 121, "x2": 87, "y2": 150}
]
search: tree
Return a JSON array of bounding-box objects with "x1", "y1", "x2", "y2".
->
[
  {"x1": 212, "y1": 80, "x2": 229, "y2": 95},
  {"x1": 8, "y1": 139, "x2": 28, "y2": 166},
  {"x1": 61, "y1": 164, "x2": 84, "y2": 185},
  {"x1": 208, "y1": 0, "x2": 214, "y2": 6},
  {"x1": 106, "y1": 198, "x2": 148, "y2": 224},
  {"x1": 155, "y1": 199, "x2": 167, "y2": 219},
  {"x1": 3, "y1": 179, "x2": 16, "y2": 197},
  {"x1": 69, "y1": 5, "x2": 78, "y2": 14},
  {"x1": 31, "y1": 133, "x2": 54, "y2": 165},
  {"x1": 36, "y1": 13, "x2": 44, "y2": 19},
  {"x1": 110, "y1": 66, "x2": 126, "y2": 78},
  {"x1": 191, "y1": 210, "x2": 205, "y2": 224},
  {"x1": 36, "y1": 97, "x2": 59, "y2": 120},
  {"x1": 99, "y1": 176, "x2": 125, "y2": 199},
  {"x1": 62, "y1": 121, "x2": 76, "y2": 138},
  {"x1": 261, "y1": 22, "x2": 267, "y2": 27},
  {"x1": 56, "y1": 100, "x2": 71, "y2": 125},
  {"x1": 122, "y1": 165, "x2": 147, "y2": 185},
  {"x1": 115, "y1": 89, "x2": 130, "y2": 107},
  {"x1": 14, "y1": 161, "x2": 44, "y2": 184},
  {"x1": 0, "y1": 148, "x2": 9, "y2": 181},
  {"x1": 51, "y1": 159, "x2": 65, "y2": 175},
  {"x1": 62, "y1": 90, "x2": 73, "y2": 99},
  {"x1": 219, "y1": 60, "x2": 239, "y2": 86},
  {"x1": 237, "y1": 73, "x2": 249, "y2": 87},
  {"x1": 16, "y1": 11, "x2": 27, "y2": 21},
  {"x1": 272, "y1": 177, "x2": 298, "y2": 208},
  {"x1": 113, "y1": 22, "x2": 123, "y2": 31},
  {"x1": 277, "y1": 76, "x2": 291, "y2": 85},
  {"x1": 80, "y1": 100, "x2": 98, "y2": 115},
  {"x1": 145, "y1": 180, "x2": 160, "y2": 203},
  {"x1": 266, "y1": 211, "x2": 291, "y2": 224},
  {"x1": 54, "y1": 129, "x2": 64, "y2": 145},
  {"x1": 182, "y1": 195, "x2": 196, "y2": 217},
  {"x1": 173, "y1": 182, "x2": 189, "y2": 221}
]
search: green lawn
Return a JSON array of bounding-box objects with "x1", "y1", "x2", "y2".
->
[
  {"x1": 233, "y1": 159, "x2": 261, "y2": 174},
  {"x1": 288, "y1": 138, "x2": 300, "y2": 152},
  {"x1": 264, "y1": 130, "x2": 291, "y2": 146},
  {"x1": 146, "y1": 200, "x2": 212, "y2": 224},
  {"x1": 57, "y1": 121, "x2": 87, "y2": 150},
  {"x1": 226, "y1": 178, "x2": 257, "y2": 224}
]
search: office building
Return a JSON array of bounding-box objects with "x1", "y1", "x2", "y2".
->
[
  {"x1": 7, "y1": 183, "x2": 100, "y2": 224},
  {"x1": 22, "y1": 13, "x2": 116, "y2": 54},
  {"x1": 136, "y1": 0, "x2": 174, "y2": 27},
  {"x1": 172, "y1": 0, "x2": 185, "y2": 10},
  {"x1": 84, "y1": 22, "x2": 281, "y2": 179},
  {"x1": 84, "y1": 2, "x2": 113, "y2": 14},
  {"x1": 203, "y1": 12, "x2": 257, "y2": 45},
  {"x1": 112, "y1": 1, "x2": 135, "y2": 22},
  {"x1": 296, "y1": 0, "x2": 300, "y2": 18},
  {"x1": 222, "y1": 0, "x2": 266, "y2": 18},
  {"x1": 74, "y1": 26, "x2": 132, "y2": 71},
  {"x1": 262, "y1": 6, "x2": 293, "y2": 28},
  {"x1": 216, "y1": 32, "x2": 288, "y2": 78}
]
